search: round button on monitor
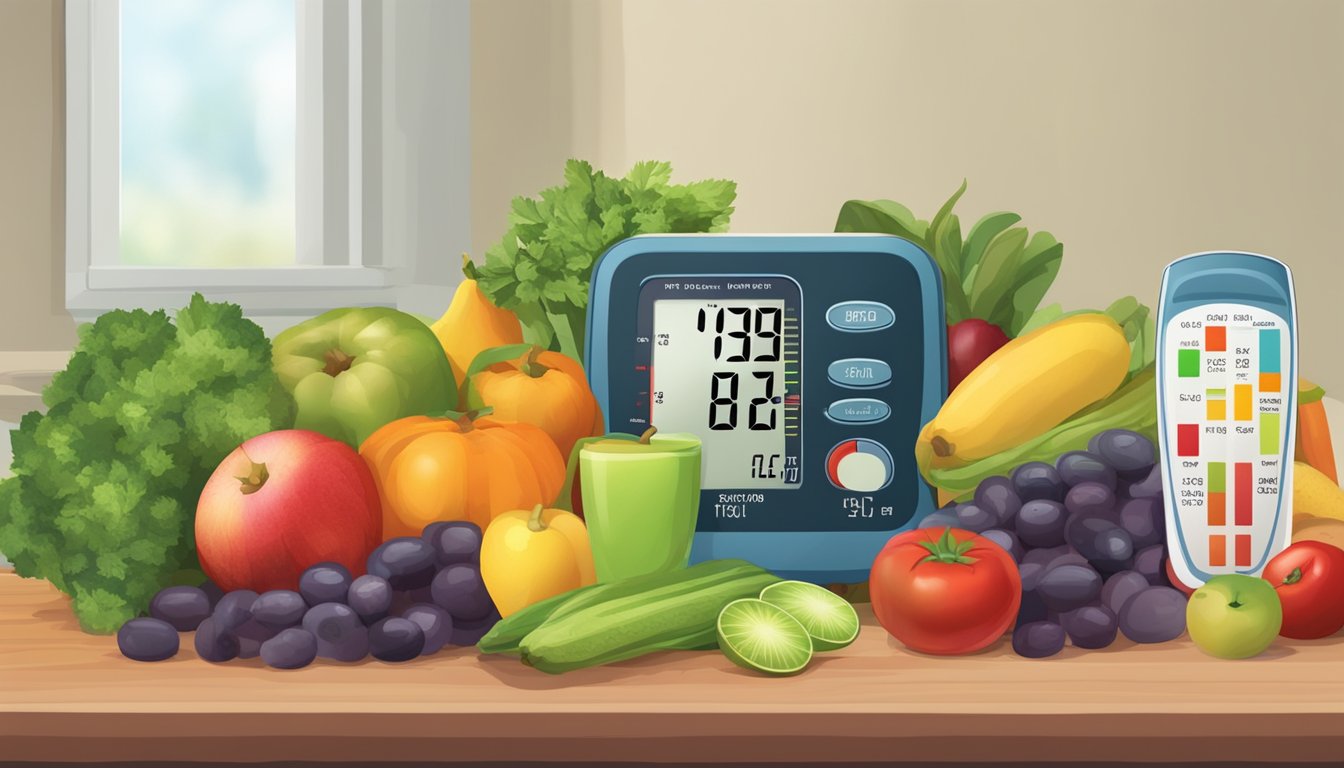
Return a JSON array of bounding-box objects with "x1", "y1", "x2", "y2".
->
[{"x1": 826, "y1": 439, "x2": 894, "y2": 492}]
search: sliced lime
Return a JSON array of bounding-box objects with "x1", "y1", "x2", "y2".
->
[
  {"x1": 716, "y1": 598, "x2": 813, "y2": 676},
  {"x1": 759, "y1": 580, "x2": 861, "y2": 651}
]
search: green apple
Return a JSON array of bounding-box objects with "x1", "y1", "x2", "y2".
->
[
  {"x1": 1186, "y1": 574, "x2": 1283, "y2": 659},
  {"x1": 272, "y1": 307, "x2": 457, "y2": 447}
]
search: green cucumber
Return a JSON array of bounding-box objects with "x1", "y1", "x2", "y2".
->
[
  {"x1": 518, "y1": 562, "x2": 780, "y2": 674},
  {"x1": 477, "y1": 559, "x2": 764, "y2": 655}
]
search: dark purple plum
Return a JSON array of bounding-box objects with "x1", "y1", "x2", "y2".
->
[
  {"x1": 1133, "y1": 544, "x2": 1167, "y2": 585},
  {"x1": 1125, "y1": 464, "x2": 1164, "y2": 500},
  {"x1": 1089, "y1": 429, "x2": 1156, "y2": 477},
  {"x1": 1065, "y1": 514, "x2": 1134, "y2": 572},
  {"x1": 150, "y1": 586, "x2": 211, "y2": 631},
  {"x1": 401, "y1": 603, "x2": 454, "y2": 655},
  {"x1": 367, "y1": 538, "x2": 438, "y2": 591},
  {"x1": 251, "y1": 590, "x2": 307, "y2": 632},
  {"x1": 1101, "y1": 570, "x2": 1150, "y2": 616},
  {"x1": 1061, "y1": 604, "x2": 1118, "y2": 649},
  {"x1": 1118, "y1": 497, "x2": 1163, "y2": 550},
  {"x1": 1118, "y1": 586, "x2": 1187, "y2": 643},
  {"x1": 953, "y1": 503, "x2": 995, "y2": 533},
  {"x1": 1012, "y1": 461, "x2": 1065, "y2": 503},
  {"x1": 299, "y1": 562, "x2": 353, "y2": 606},
  {"x1": 974, "y1": 476, "x2": 1021, "y2": 527},
  {"x1": 348, "y1": 574, "x2": 394, "y2": 625},
  {"x1": 422, "y1": 521, "x2": 483, "y2": 567},
  {"x1": 302, "y1": 602, "x2": 369, "y2": 662},
  {"x1": 369, "y1": 617, "x2": 425, "y2": 662},
  {"x1": 1057, "y1": 450, "x2": 1117, "y2": 490},
  {"x1": 1064, "y1": 481, "x2": 1116, "y2": 520},
  {"x1": 261, "y1": 628, "x2": 318, "y2": 670},
  {"x1": 431, "y1": 564, "x2": 494, "y2": 621},
  {"x1": 449, "y1": 610, "x2": 501, "y2": 647},
  {"x1": 1036, "y1": 564, "x2": 1103, "y2": 612},
  {"x1": 1023, "y1": 544, "x2": 1072, "y2": 569},
  {"x1": 1012, "y1": 621, "x2": 1066, "y2": 658},
  {"x1": 212, "y1": 590, "x2": 259, "y2": 633},
  {"x1": 117, "y1": 618, "x2": 179, "y2": 662},
  {"x1": 193, "y1": 616, "x2": 239, "y2": 663},
  {"x1": 1019, "y1": 561, "x2": 1045, "y2": 592},
  {"x1": 981, "y1": 528, "x2": 1024, "y2": 562},
  {"x1": 1015, "y1": 499, "x2": 1067, "y2": 548}
]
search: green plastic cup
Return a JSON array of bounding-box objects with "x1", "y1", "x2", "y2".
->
[{"x1": 579, "y1": 431, "x2": 702, "y2": 582}]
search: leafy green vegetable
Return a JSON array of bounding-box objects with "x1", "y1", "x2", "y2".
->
[
  {"x1": 0, "y1": 294, "x2": 294, "y2": 633},
  {"x1": 835, "y1": 180, "x2": 1062, "y2": 336},
  {"x1": 469, "y1": 159, "x2": 737, "y2": 361}
]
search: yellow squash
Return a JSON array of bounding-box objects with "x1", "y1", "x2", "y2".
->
[
  {"x1": 916, "y1": 313, "x2": 1130, "y2": 469},
  {"x1": 1293, "y1": 461, "x2": 1344, "y2": 522},
  {"x1": 430, "y1": 256, "x2": 525, "y2": 384},
  {"x1": 480, "y1": 504, "x2": 596, "y2": 617}
]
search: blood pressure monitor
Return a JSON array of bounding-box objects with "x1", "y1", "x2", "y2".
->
[{"x1": 584, "y1": 235, "x2": 946, "y2": 582}]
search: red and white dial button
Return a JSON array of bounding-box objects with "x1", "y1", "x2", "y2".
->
[{"x1": 826, "y1": 438, "x2": 894, "y2": 492}]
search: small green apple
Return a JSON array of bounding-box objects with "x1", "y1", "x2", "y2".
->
[{"x1": 1186, "y1": 574, "x2": 1282, "y2": 659}]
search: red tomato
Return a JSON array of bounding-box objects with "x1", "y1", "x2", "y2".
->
[
  {"x1": 869, "y1": 526, "x2": 1021, "y2": 655},
  {"x1": 1263, "y1": 541, "x2": 1344, "y2": 639}
]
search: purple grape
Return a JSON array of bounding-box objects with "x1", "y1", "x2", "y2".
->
[
  {"x1": 260, "y1": 628, "x2": 318, "y2": 670},
  {"x1": 199, "y1": 579, "x2": 226, "y2": 609},
  {"x1": 1012, "y1": 462, "x2": 1065, "y2": 503},
  {"x1": 1088, "y1": 429, "x2": 1156, "y2": 477},
  {"x1": 1101, "y1": 570, "x2": 1150, "y2": 616},
  {"x1": 431, "y1": 564, "x2": 494, "y2": 621},
  {"x1": 1057, "y1": 450, "x2": 1117, "y2": 490},
  {"x1": 1061, "y1": 604, "x2": 1118, "y2": 649},
  {"x1": 1125, "y1": 464, "x2": 1164, "y2": 499},
  {"x1": 1023, "y1": 544, "x2": 1072, "y2": 569},
  {"x1": 348, "y1": 574, "x2": 394, "y2": 625},
  {"x1": 300, "y1": 562, "x2": 353, "y2": 606},
  {"x1": 917, "y1": 511, "x2": 960, "y2": 530},
  {"x1": 974, "y1": 476, "x2": 1021, "y2": 527},
  {"x1": 1017, "y1": 588, "x2": 1050, "y2": 626},
  {"x1": 449, "y1": 610, "x2": 501, "y2": 647},
  {"x1": 1065, "y1": 515, "x2": 1133, "y2": 572},
  {"x1": 212, "y1": 590, "x2": 259, "y2": 633},
  {"x1": 981, "y1": 528, "x2": 1024, "y2": 562},
  {"x1": 233, "y1": 618, "x2": 277, "y2": 659},
  {"x1": 367, "y1": 538, "x2": 438, "y2": 591},
  {"x1": 150, "y1": 586, "x2": 211, "y2": 631},
  {"x1": 953, "y1": 503, "x2": 995, "y2": 533},
  {"x1": 369, "y1": 617, "x2": 425, "y2": 662},
  {"x1": 1013, "y1": 621, "x2": 1066, "y2": 658},
  {"x1": 1118, "y1": 497, "x2": 1163, "y2": 550},
  {"x1": 251, "y1": 590, "x2": 307, "y2": 632},
  {"x1": 1015, "y1": 499, "x2": 1067, "y2": 548},
  {"x1": 1133, "y1": 544, "x2": 1167, "y2": 585},
  {"x1": 1036, "y1": 564, "x2": 1102, "y2": 612},
  {"x1": 1019, "y1": 561, "x2": 1045, "y2": 592},
  {"x1": 1046, "y1": 550, "x2": 1090, "y2": 573},
  {"x1": 423, "y1": 521, "x2": 483, "y2": 567},
  {"x1": 401, "y1": 603, "x2": 454, "y2": 655},
  {"x1": 1118, "y1": 586, "x2": 1187, "y2": 643},
  {"x1": 302, "y1": 603, "x2": 369, "y2": 662},
  {"x1": 117, "y1": 618, "x2": 179, "y2": 662},
  {"x1": 1064, "y1": 481, "x2": 1116, "y2": 519},
  {"x1": 193, "y1": 616, "x2": 239, "y2": 663}
]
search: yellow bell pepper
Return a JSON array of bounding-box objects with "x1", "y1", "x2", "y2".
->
[{"x1": 480, "y1": 504, "x2": 596, "y2": 617}]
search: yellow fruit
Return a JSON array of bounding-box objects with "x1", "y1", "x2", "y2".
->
[
  {"x1": 916, "y1": 313, "x2": 1131, "y2": 469},
  {"x1": 1293, "y1": 461, "x2": 1344, "y2": 522},
  {"x1": 1292, "y1": 514, "x2": 1344, "y2": 550},
  {"x1": 430, "y1": 257, "x2": 524, "y2": 384},
  {"x1": 480, "y1": 504, "x2": 596, "y2": 617}
]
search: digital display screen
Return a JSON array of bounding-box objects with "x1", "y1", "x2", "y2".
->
[{"x1": 652, "y1": 299, "x2": 790, "y2": 489}]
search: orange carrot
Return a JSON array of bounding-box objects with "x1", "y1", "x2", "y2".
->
[{"x1": 1296, "y1": 379, "x2": 1338, "y2": 485}]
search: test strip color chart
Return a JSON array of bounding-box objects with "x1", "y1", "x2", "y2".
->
[{"x1": 1161, "y1": 303, "x2": 1291, "y2": 577}]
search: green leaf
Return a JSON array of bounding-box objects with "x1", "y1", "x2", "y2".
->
[
  {"x1": 834, "y1": 199, "x2": 928, "y2": 243},
  {"x1": 1002, "y1": 231, "x2": 1064, "y2": 336},
  {"x1": 968, "y1": 227, "x2": 1028, "y2": 326},
  {"x1": 546, "y1": 304, "x2": 583, "y2": 362},
  {"x1": 960, "y1": 211, "x2": 1021, "y2": 294},
  {"x1": 624, "y1": 160, "x2": 673, "y2": 191},
  {"x1": 932, "y1": 213, "x2": 970, "y2": 324},
  {"x1": 927, "y1": 180, "x2": 967, "y2": 251}
]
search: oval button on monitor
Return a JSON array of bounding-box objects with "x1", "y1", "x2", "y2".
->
[
  {"x1": 825, "y1": 398, "x2": 891, "y2": 424},
  {"x1": 825, "y1": 301, "x2": 895, "y2": 332},
  {"x1": 827, "y1": 358, "x2": 892, "y2": 389}
]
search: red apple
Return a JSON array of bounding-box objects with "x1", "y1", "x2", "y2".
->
[
  {"x1": 195, "y1": 429, "x2": 381, "y2": 593},
  {"x1": 947, "y1": 318, "x2": 1010, "y2": 392}
]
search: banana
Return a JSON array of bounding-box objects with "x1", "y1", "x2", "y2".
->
[
  {"x1": 916, "y1": 313, "x2": 1131, "y2": 469},
  {"x1": 1293, "y1": 461, "x2": 1344, "y2": 522}
]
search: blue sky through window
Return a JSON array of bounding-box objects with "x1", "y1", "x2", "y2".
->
[{"x1": 119, "y1": 0, "x2": 296, "y2": 267}]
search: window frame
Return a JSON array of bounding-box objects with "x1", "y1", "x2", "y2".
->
[{"x1": 64, "y1": 0, "x2": 470, "y2": 332}]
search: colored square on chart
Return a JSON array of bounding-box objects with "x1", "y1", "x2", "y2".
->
[
  {"x1": 1178, "y1": 349, "x2": 1201, "y2": 378},
  {"x1": 1177, "y1": 424, "x2": 1199, "y2": 456},
  {"x1": 1209, "y1": 535, "x2": 1227, "y2": 567},
  {"x1": 1207, "y1": 492, "x2": 1226, "y2": 526},
  {"x1": 1260, "y1": 372, "x2": 1281, "y2": 392},
  {"x1": 1205, "y1": 325, "x2": 1227, "y2": 352},
  {"x1": 1234, "y1": 384, "x2": 1254, "y2": 421},
  {"x1": 1259, "y1": 329, "x2": 1281, "y2": 373},
  {"x1": 1235, "y1": 535, "x2": 1252, "y2": 567},
  {"x1": 1206, "y1": 399, "x2": 1226, "y2": 421},
  {"x1": 1260, "y1": 412, "x2": 1280, "y2": 455},
  {"x1": 1235, "y1": 463, "x2": 1253, "y2": 526}
]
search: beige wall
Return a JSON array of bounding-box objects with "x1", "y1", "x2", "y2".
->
[
  {"x1": 0, "y1": 0, "x2": 77, "y2": 351},
  {"x1": 4, "y1": 0, "x2": 1343, "y2": 387}
]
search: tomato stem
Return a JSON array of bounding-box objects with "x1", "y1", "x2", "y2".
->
[
  {"x1": 1282, "y1": 566, "x2": 1304, "y2": 586},
  {"x1": 916, "y1": 527, "x2": 979, "y2": 565}
]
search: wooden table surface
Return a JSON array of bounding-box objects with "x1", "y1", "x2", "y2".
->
[{"x1": 2, "y1": 569, "x2": 1343, "y2": 765}]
